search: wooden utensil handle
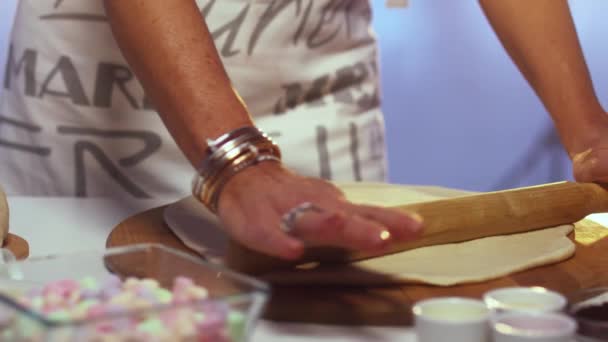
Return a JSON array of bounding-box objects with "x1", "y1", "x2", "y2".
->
[{"x1": 226, "y1": 182, "x2": 608, "y2": 274}]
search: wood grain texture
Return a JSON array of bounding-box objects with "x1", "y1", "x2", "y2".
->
[{"x1": 107, "y1": 205, "x2": 608, "y2": 326}]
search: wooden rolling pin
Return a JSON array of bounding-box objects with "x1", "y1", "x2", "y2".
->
[{"x1": 225, "y1": 181, "x2": 608, "y2": 274}]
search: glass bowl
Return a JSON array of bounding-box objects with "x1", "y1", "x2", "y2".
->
[{"x1": 0, "y1": 244, "x2": 269, "y2": 341}]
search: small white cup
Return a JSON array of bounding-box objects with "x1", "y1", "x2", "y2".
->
[
  {"x1": 483, "y1": 287, "x2": 567, "y2": 314},
  {"x1": 413, "y1": 297, "x2": 491, "y2": 342},
  {"x1": 492, "y1": 312, "x2": 577, "y2": 342}
]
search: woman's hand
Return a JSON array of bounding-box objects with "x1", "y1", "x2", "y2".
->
[
  {"x1": 216, "y1": 163, "x2": 423, "y2": 260},
  {"x1": 571, "y1": 113, "x2": 608, "y2": 183}
]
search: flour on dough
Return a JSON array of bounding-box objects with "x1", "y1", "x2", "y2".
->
[{"x1": 164, "y1": 182, "x2": 575, "y2": 286}]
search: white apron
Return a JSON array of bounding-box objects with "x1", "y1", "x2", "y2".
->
[{"x1": 0, "y1": 0, "x2": 387, "y2": 199}]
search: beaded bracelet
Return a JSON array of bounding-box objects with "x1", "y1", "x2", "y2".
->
[{"x1": 191, "y1": 126, "x2": 281, "y2": 213}]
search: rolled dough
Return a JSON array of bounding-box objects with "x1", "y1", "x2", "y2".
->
[
  {"x1": 163, "y1": 182, "x2": 575, "y2": 286},
  {"x1": 0, "y1": 184, "x2": 8, "y2": 245}
]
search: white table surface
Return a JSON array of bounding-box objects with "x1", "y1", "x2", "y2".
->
[{"x1": 6, "y1": 196, "x2": 418, "y2": 342}]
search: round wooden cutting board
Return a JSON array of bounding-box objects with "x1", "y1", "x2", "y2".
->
[{"x1": 107, "y1": 206, "x2": 608, "y2": 326}]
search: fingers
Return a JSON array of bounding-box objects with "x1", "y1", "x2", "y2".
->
[
  {"x1": 288, "y1": 203, "x2": 423, "y2": 251},
  {"x1": 292, "y1": 209, "x2": 392, "y2": 251},
  {"x1": 244, "y1": 227, "x2": 305, "y2": 260},
  {"x1": 230, "y1": 210, "x2": 305, "y2": 260},
  {"x1": 346, "y1": 203, "x2": 423, "y2": 240},
  {"x1": 227, "y1": 204, "x2": 424, "y2": 260}
]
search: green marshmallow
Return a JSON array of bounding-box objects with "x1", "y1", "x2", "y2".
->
[
  {"x1": 137, "y1": 317, "x2": 165, "y2": 335},
  {"x1": 155, "y1": 288, "x2": 173, "y2": 304},
  {"x1": 228, "y1": 311, "x2": 246, "y2": 342},
  {"x1": 80, "y1": 277, "x2": 99, "y2": 290},
  {"x1": 47, "y1": 310, "x2": 71, "y2": 322}
]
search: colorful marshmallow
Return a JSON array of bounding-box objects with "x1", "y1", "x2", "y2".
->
[{"x1": 0, "y1": 275, "x2": 244, "y2": 341}]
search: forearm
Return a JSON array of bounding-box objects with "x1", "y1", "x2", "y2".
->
[
  {"x1": 480, "y1": 0, "x2": 605, "y2": 155},
  {"x1": 103, "y1": 0, "x2": 253, "y2": 166}
]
